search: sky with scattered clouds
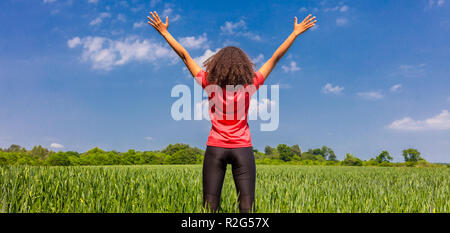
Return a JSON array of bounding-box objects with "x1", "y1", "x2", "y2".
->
[{"x1": 1, "y1": 0, "x2": 449, "y2": 162}]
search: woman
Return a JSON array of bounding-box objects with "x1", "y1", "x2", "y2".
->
[{"x1": 147, "y1": 11, "x2": 316, "y2": 213}]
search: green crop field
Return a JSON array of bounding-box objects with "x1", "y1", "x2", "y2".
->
[{"x1": 1, "y1": 165, "x2": 449, "y2": 213}]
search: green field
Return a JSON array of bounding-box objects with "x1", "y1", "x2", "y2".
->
[{"x1": 1, "y1": 165, "x2": 449, "y2": 213}]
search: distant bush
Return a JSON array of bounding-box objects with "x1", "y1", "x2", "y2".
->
[
  {"x1": 343, "y1": 153, "x2": 363, "y2": 166},
  {"x1": 165, "y1": 149, "x2": 202, "y2": 164}
]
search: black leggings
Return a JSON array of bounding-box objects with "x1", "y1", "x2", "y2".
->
[{"x1": 202, "y1": 146, "x2": 256, "y2": 213}]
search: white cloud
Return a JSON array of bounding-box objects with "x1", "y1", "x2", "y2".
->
[
  {"x1": 427, "y1": 0, "x2": 445, "y2": 8},
  {"x1": 388, "y1": 110, "x2": 450, "y2": 131},
  {"x1": 88, "y1": 0, "x2": 99, "y2": 3},
  {"x1": 90, "y1": 12, "x2": 111, "y2": 26},
  {"x1": 323, "y1": 5, "x2": 349, "y2": 12},
  {"x1": 336, "y1": 17, "x2": 348, "y2": 26},
  {"x1": 130, "y1": 6, "x2": 144, "y2": 13},
  {"x1": 144, "y1": 137, "x2": 153, "y2": 141},
  {"x1": 324, "y1": 6, "x2": 340, "y2": 12},
  {"x1": 43, "y1": 0, "x2": 57, "y2": 3},
  {"x1": 357, "y1": 91, "x2": 384, "y2": 100},
  {"x1": 252, "y1": 54, "x2": 264, "y2": 65},
  {"x1": 299, "y1": 7, "x2": 308, "y2": 12},
  {"x1": 133, "y1": 21, "x2": 145, "y2": 29},
  {"x1": 50, "y1": 143, "x2": 64, "y2": 149},
  {"x1": 162, "y1": 6, "x2": 180, "y2": 22},
  {"x1": 281, "y1": 61, "x2": 301, "y2": 72},
  {"x1": 310, "y1": 24, "x2": 320, "y2": 31},
  {"x1": 178, "y1": 33, "x2": 208, "y2": 50},
  {"x1": 193, "y1": 48, "x2": 220, "y2": 67},
  {"x1": 67, "y1": 37, "x2": 81, "y2": 48},
  {"x1": 397, "y1": 64, "x2": 426, "y2": 77},
  {"x1": 221, "y1": 20, "x2": 246, "y2": 34},
  {"x1": 222, "y1": 39, "x2": 240, "y2": 47},
  {"x1": 241, "y1": 32, "x2": 261, "y2": 41},
  {"x1": 390, "y1": 84, "x2": 402, "y2": 92},
  {"x1": 150, "y1": 0, "x2": 161, "y2": 7},
  {"x1": 340, "y1": 5, "x2": 349, "y2": 12},
  {"x1": 51, "y1": 9, "x2": 60, "y2": 15},
  {"x1": 117, "y1": 13, "x2": 126, "y2": 23},
  {"x1": 67, "y1": 36, "x2": 177, "y2": 71},
  {"x1": 220, "y1": 20, "x2": 261, "y2": 41},
  {"x1": 322, "y1": 83, "x2": 344, "y2": 95}
]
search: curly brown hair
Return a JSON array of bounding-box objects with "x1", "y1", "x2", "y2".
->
[{"x1": 203, "y1": 46, "x2": 255, "y2": 87}]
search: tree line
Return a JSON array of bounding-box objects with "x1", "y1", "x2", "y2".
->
[
  {"x1": 0, "y1": 143, "x2": 445, "y2": 167},
  {"x1": 258, "y1": 145, "x2": 436, "y2": 167}
]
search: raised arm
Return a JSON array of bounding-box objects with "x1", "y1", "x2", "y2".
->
[
  {"x1": 258, "y1": 14, "x2": 317, "y2": 80},
  {"x1": 147, "y1": 11, "x2": 202, "y2": 77}
]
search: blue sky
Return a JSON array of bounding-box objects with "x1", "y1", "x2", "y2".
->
[{"x1": 1, "y1": 0, "x2": 449, "y2": 162}]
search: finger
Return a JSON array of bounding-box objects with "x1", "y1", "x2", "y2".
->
[
  {"x1": 153, "y1": 11, "x2": 162, "y2": 23},
  {"x1": 148, "y1": 21, "x2": 155, "y2": 27},
  {"x1": 147, "y1": 16, "x2": 156, "y2": 25},
  {"x1": 307, "y1": 20, "x2": 317, "y2": 26},
  {"x1": 150, "y1": 12, "x2": 157, "y2": 22},
  {"x1": 294, "y1": 16, "x2": 298, "y2": 25},
  {"x1": 151, "y1": 11, "x2": 160, "y2": 23},
  {"x1": 154, "y1": 11, "x2": 161, "y2": 22},
  {"x1": 306, "y1": 16, "x2": 316, "y2": 24},
  {"x1": 302, "y1": 14, "x2": 312, "y2": 23},
  {"x1": 165, "y1": 16, "x2": 169, "y2": 26}
]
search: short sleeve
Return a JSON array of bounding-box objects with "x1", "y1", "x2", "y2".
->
[
  {"x1": 194, "y1": 70, "x2": 208, "y2": 89},
  {"x1": 253, "y1": 71, "x2": 265, "y2": 89}
]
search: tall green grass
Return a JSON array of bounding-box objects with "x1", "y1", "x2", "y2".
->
[{"x1": 1, "y1": 165, "x2": 448, "y2": 213}]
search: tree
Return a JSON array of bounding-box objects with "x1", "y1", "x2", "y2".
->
[
  {"x1": 86, "y1": 147, "x2": 105, "y2": 154},
  {"x1": 254, "y1": 151, "x2": 266, "y2": 160},
  {"x1": 375, "y1": 150, "x2": 393, "y2": 163},
  {"x1": 277, "y1": 144, "x2": 294, "y2": 162},
  {"x1": 46, "y1": 152, "x2": 71, "y2": 166},
  {"x1": 321, "y1": 146, "x2": 336, "y2": 161},
  {"x1": 307, "y1": 148, "x2": 322, "y2": 156},
  {"x1": 328, "y1": 152, "x2": 337, "y2": 161},
  {"x1": 79, "y1": 147, "x2": 120, "y2": 165},
  {"x1": 139, "y1": 151, "x2": 160, "y2": 164},
  {"x1": 121, "y1": 149, "x2": 141, "y2": 165},
  {"x1": 30, "y1": 145, "x2": 50, "y2": 160},
  {"x1": 166, "y1": 149, "x2": 201, "y2": 164},
  {"x1": 162, "y1": 143, "x2": 190, "y2": 155},
  {"x1": 7, "y1": 144, "x2": 23, "y2": 152},
  {"x1": 290, "y1": 145, "x2": 302, "y2": 156},
  {"x1": 402, "y1": 148, "x2": 423, "y2": 162},
  {"x1": 300, "y1": 152, "x2": 316, "y2": 160},
  {"x1": 264, "y1": 146, "x2": 274, "y2": 155},
  {"x1": 305, "y1": 146, "x2": 335, "y2": 160},
  {"x1": 342, "y1": 153, "x2": 362, "y2": 166}
]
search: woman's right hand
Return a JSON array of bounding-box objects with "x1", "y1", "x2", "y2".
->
[
  {"x1": 147, "y1": 11, "x2": 169, "y2": 35},
  {"x1": 293, "y1": 14, "x2": 317, "y2": 36}
]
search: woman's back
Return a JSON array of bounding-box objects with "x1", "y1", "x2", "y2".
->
[{"x1": 195, "y1": 69, "x2": 265, "y2": 148}]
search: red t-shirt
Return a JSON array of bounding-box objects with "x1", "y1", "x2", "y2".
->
[{"x1": 195, "y1": 70, "x2": 265, "y2": 148}]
